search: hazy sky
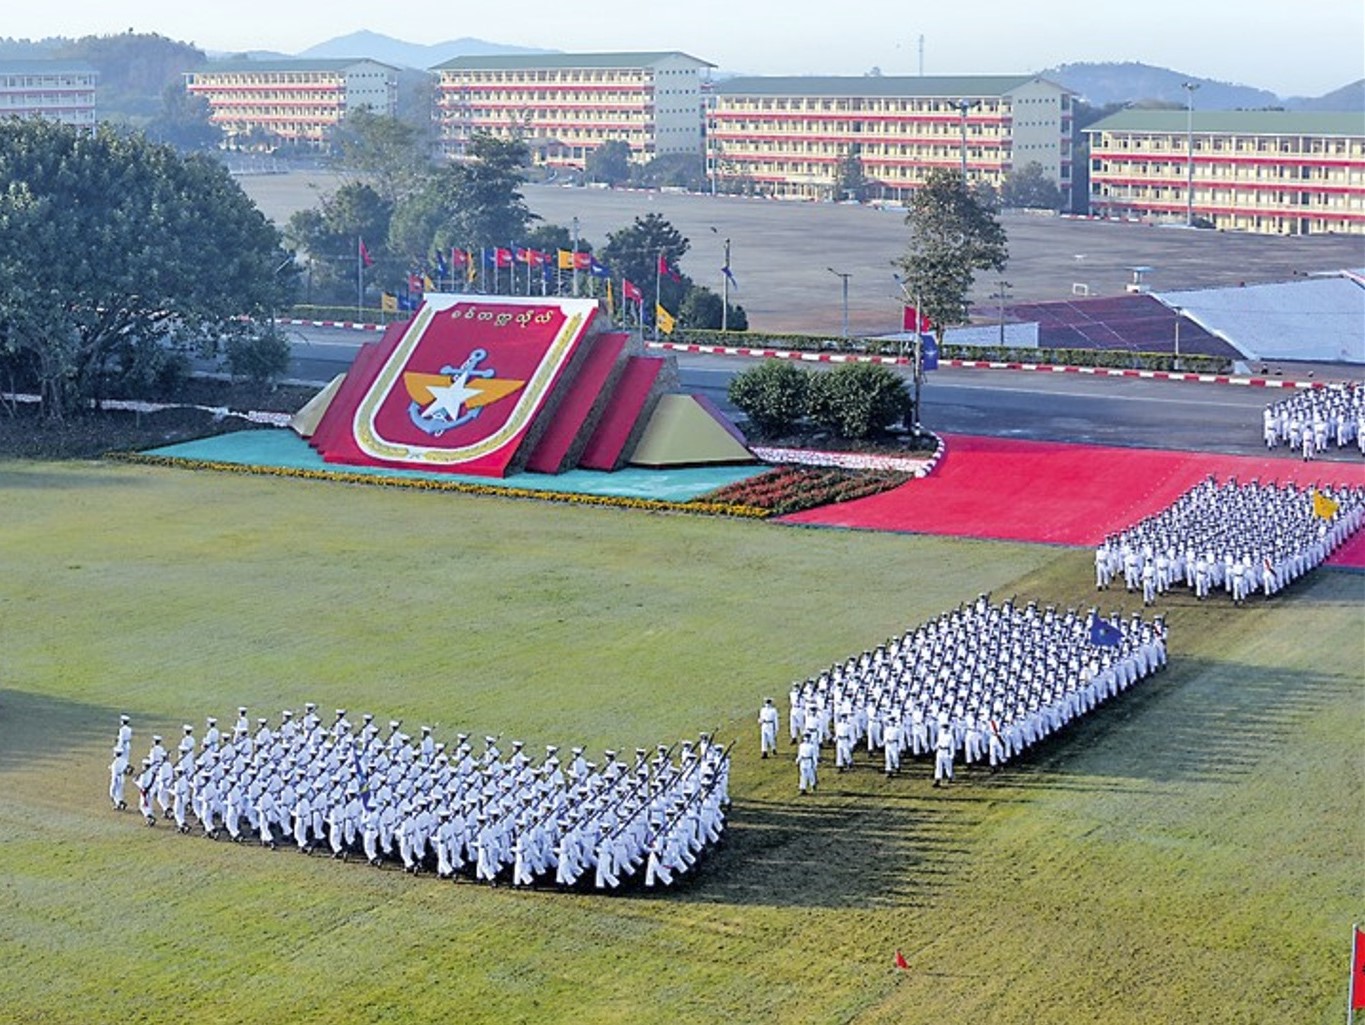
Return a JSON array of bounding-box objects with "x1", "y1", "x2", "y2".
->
[{"x1": 10, "y1": 0, "x2": 1364, "y2": 97}]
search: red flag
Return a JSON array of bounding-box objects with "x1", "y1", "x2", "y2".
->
[
  {"x1": 358, "y1": 238, "x2": 374, "y2": 268},
  {"x1": 622, "y1": 278, "x2": 643, "y2": 304},
  {"x1": 494, "y1": 247, "x2": 513, "y2": 268},
  {"x1": 573, "y1": 252, "x2": 592, "y2": 271},
  {"x1": 894, "y1": 949, "x2": 910, "y2": 971},
  {"x1": 450, "y1": 247, "x2": 468, "y2": 268},
  {"x1": 1352, "y1": 926, "x2": 1365, "y2": 1011},
  {"x1": 657, "y1": 253, "x2": 681, "y2": 282},
  {"x1": 902, "y1": 305, "x2": 931, "y2": 333}
]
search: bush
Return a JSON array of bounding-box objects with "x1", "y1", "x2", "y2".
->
[
  {"x1": 225, "y1": 326, "x2": 291, "y2": 387},
  {"x1": 727, "y1": 360, "x2": 809, "y2": 436},
  {"x1": 806, "y1": 363, "x2": 910, "y2": 440}
]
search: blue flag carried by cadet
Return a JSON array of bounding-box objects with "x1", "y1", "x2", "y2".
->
[{"x1": 1088, "y1": 615, "x2": 1122, "y2": 648}]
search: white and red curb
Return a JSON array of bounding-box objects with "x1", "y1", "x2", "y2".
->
[{"x1": 276, "y1": 320, "x2": 1335, "y2": 392}]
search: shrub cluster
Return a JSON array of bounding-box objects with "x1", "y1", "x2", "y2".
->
[{"x1": 727, "y1": 361, "x2": 909, "y2": 440}]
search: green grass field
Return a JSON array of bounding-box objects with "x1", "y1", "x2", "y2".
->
[{"x1": 1, "y1": 458, "x2": 1361, "y2": 1025}]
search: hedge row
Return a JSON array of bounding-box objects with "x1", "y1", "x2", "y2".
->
[{"x1": 670, "y1": 328, "x2": 1233, "y2": 374}]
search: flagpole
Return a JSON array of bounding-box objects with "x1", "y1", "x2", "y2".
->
[
  {"x1": 721, "y1": 237, "x2": 730, "y2": 333},
  {"x1": 356, "y1": 236, "x2": 363, "y2": 320},
  {"x1": 572, "y1": 217, "x2": 580, "y2": 298},
  {"x1": 655, "y1": 249, "x2": 662, "y2": 343}
]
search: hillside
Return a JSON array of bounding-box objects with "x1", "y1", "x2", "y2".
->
[{"x1": 295, "y1": 30, "x2": 555, "y2": 69}]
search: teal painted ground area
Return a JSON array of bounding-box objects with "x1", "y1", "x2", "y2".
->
[{"x1": 145, "y1": 429, "x2": 766, "y2": 501}]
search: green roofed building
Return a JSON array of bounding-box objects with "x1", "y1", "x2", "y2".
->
[
  {"x1": 708, "y1": 74, "x2": 1074, "y2": 203},
  {"x1": 1084, "y1": 109, "x2": 1365, "y2": 235},
  {"x1": 185, "y1": 58, "x2": 399, "y2": 149},
  {"x1": 0, "y1": 60, "x2": 98, "y2": 132},
  {"x1": 431, "y1": 51, "x2": 715, "y2": 167}
]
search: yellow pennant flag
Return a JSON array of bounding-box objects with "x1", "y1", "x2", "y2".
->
[
  {"x1": 422, "y1": 274, "x2": 435, "y2": 291},
  {"x1": 1312, "y1": 490, "x2": 1339, "y2": 520},
  {"x1": 656, "y1": 303, "x2": 676, "y2": 335},
  {"x1": 380, "y1": 292, "x2": 398, "y2": 314},
  {"x1": 605, "y1": 279, "x2": 615, "y2": 317},
  {"x1": 466, "y1": 250, "x2": 478, "y2": 282}
]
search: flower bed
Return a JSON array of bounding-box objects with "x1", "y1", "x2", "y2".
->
[{"x1": 700, "y1": 465, "x2": 911, "y2": 516}]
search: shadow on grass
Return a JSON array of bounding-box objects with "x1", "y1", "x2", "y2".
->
[
  {"x1": 0, "y1": 688, "x2": 119, "y2": 775},
  {"x1": 658, "y1": 786, "x2": 980, "y2": 910},
  {"x1": 984, "y1": 657, "x2": 1355, "y2": 788}
]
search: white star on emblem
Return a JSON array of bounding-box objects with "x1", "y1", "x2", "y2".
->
[{"x1": 422, "y1": 371, "x2": 482, "y2": 422}]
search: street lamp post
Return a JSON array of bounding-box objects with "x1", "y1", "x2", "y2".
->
[
  {"x1": 1181, "y1": 82, "x2": 1199, "y2": 227},
  {"x1": 956, "y1": 99, "x2": 971, "y2": 181},
  {"x1": 992, "y1": 279, "x2": 1012, "y2": 346},
  {"x1": 1173, "y1": 306, "x2": 1183, "y2": 371},
  {"x1": 827, "y1": 267, "x2": 851, "y2": 339}
]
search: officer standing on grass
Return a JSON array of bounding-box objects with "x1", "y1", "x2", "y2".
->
[
  {"x1": 758, "y1": 698, "x2": 779, "y2": 758},
  {"x1": 796, "y1": 732, "x2": 819, "y2": 793}
]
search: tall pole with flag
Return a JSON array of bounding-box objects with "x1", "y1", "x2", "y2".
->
[
  {"x1": 655, "y1": 249, "x2": 663, "y2": 342},
  {"x1": 721, "y1": 237, "x2": 731, "y2": 333}
]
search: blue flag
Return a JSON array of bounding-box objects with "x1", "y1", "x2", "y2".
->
[
  {"x1": 921, "y1": 334, "x2": 938, "y2": 372},
  {"x1": 589, "y1": 256, "x2": 611, "y2": 278},
  {"x1": 722, "y1": 265, "x2": 740, "y2": 291},
  {"x1": 1089, "y1": 616, "x2": 1122, "y2": 648}
]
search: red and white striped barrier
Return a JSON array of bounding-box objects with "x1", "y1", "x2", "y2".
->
[
  {"x1": 276, "y1": 324, "x2": 1332, "y2": 391},
  {"x1": 645, "y1": 341, "x2": 1330, "y2": 390}
]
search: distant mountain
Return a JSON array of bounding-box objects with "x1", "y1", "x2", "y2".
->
[
  {"x1": 1284, "y1": 79, "x2": 1365, "y2": 111},
  {"x1": 1043, "y1": 62, "x2": 1279, "y2": 109},
  {"x1": 295, "y1": 30, "x2": 555, "y2": 70}
]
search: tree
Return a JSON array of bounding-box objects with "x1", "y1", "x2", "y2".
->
[
  {"x1": 441, "y1": 132, "x2": 537, "y2": 247},
  {"x1": 599, "y1": 213, "x2": 690, "y2": 323},
  {"x1": 286, "y1": 182, "x2": 393, "y2": 304},
  {"x1": 894, "y1": 169, "x2": 1008, "y2": 340},
  {"x1": 145, "y1": 81, "x2": 220, "y2": 152},
  {"x1": 1001, "y1": 161, "x2": 1064, "y2": 210},
  {"x1": 585, "y1": 140, "x2": 632, "y2": 185},
  {"x1": 0, "y1": 120, "x2": 293, "y2": 420},
  {"x1": 330, "y1": 107, "x2": 430, "y2": 204},
  {"x1": 630, "y1": 153, "x2": 706, "y2": 191},
  {"x1": 834, "y1": 149, "x2": 870, "y2": 202},
  {"x1": 679, "y1": 285, "x2": 747, "y2": 331}
]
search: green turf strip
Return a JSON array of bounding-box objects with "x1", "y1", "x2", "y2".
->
[
  {"x1": 143, "y1": 428, "x2": 766, "y2": 500},
  {"x1": 0, "y1": 458, "x2": 1360, "y2": 1025}
]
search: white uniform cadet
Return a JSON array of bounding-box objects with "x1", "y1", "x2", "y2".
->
[{"x1": 758, "y1": 699, "x2": 779, "y2": 758}]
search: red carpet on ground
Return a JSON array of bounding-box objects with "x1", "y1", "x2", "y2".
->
[{"x1": 781, "y1": 435, "x2": 1365, "y2": 566}]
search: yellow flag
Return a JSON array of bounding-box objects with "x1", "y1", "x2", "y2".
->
[
  {"x1": 656, "y1": 303, "x2": 676, "y2": 335},
  {"x1": 422, "y1": 274, "x2": 435, "y2": 291},
  {"x1": 381, "y1": 292, "x2": 398, "y2": 314},
  {"x1": 1312, "y1": 490, "x2": 1339, "y2": 520},
  {"x1": 466, "y1": 250, "x2": 478, "y2": 282},
  {"x1": 557, "y1": 249, "x2": 575, "y2": 271},
  {"x1": 605, "y1": 279, "x2": 615, "y2": 317}
]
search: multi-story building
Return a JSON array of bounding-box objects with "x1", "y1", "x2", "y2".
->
[
  {"x1": 184, "y1": 59, "x2": 398, "y2": 148},
  {"x1": 432, "y1": 51, "x2": 714, "y2": 167},
  {"x1": 707, "y1": 75, "x2": 1074, "y2": 202},
  {"x1": 1085, "y1": 110, "x2": 1365, "y2": 235},
  {"x1": 0, "y1": 60, "x2": 98, "y2": 131}
]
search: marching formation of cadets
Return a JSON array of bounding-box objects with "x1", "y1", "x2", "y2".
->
[
  {"x1": 762, "y1": 595, "x2": 1168, "y2": 791},
  {"x1": 1095, "y1": 476, "x2": 1364, "y2": 605},
  {"x1": 1261, "y1": 383, "x2": 1364, "y2": 458},
  {"x1": 108, "y1": 704, "x2": 730, "y2": 891}
]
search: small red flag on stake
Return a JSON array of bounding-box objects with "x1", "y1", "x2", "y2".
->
[{"x1": 894, "y1": 949, "x2": 910, "y2": 971}]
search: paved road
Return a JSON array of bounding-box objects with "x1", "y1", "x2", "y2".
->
[{"x1": 279, "y1": 324, "x2": 1361, "y2": 462}]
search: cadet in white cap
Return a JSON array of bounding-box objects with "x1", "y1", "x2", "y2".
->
[
  {"x1": 109, "y1": 747, "x2": 129, "y2": 810},
  {"x1": 115, "y1": 715, "x2": 132, "y2": 757},
  {"x1": 796, "y1": 733, "x2": 819, "y2": 793},
  {"x1": 758, "y1": 698, "x2": 779, "y2": 758}
]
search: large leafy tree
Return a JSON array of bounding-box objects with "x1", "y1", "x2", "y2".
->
[
  {"x1": 329, "y1": 107, "x2": 430, "y2": 205},
  {"x1": 286, "y1": 182, "x2": 393, "y2": 303},
  {"x1": 0, "y1": 120, "x2": 293, "y2": 420},
  {"x1": 585, "y1": 140, "x2": 632, "y2": 186},
  {"x1": 1002, "y1": 161, "x2": 1063, "y2": 211},
  {"x1": 145, "y1": 81, "x2": 220, "y2": 152},
  {"x1": 598, "y1": 213, "x2": 691, "y2": 320},
  {"x1": 894, "y1": 169, "x2": 1008, "y2": 340}
]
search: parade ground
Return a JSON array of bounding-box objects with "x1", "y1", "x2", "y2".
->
[
  {"x1": 239, "y1": 171, "x2": 1365, "y2": 336},
  {"x1": 1, "y1": 449, "x2": 1360, "y2": 1025}
]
